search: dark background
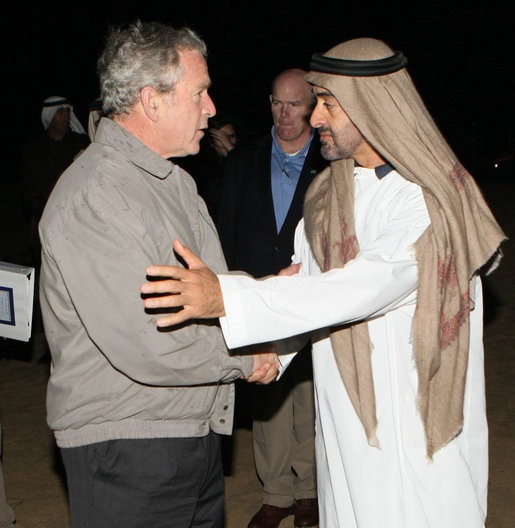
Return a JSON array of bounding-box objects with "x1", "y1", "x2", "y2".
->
[{"x1": 6, "y1": 1, "x2": 514, "y2": 176}]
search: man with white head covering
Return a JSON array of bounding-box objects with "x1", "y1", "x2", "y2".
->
[
  {"x1": 140, "y1": 38, "x2": 505, "y2": 527},
  {"x1": 21, "y1": 95, "x2": 90, "y2": 362},
  {"x1": 40, "y1": 95, "x2": 87, "y2": 135},
  {"x1": 21, "y1": 95, "x2": 89, "y2": 262}
]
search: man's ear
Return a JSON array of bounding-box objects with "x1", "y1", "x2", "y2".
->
[{"x1": 140, "y1": 86, "x2": 160, "y2": 122}]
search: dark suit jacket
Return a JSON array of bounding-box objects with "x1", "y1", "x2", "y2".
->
[{"x1": 217, "y1": 133, "x2": 327, "y2": 278}]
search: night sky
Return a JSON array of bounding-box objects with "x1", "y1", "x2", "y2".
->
[{"x1": 8, "y1": 2, "x2": 514, "y2": 174}]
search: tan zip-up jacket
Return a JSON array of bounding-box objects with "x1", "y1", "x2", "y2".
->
[{"x1": 39, "y1": 118, "x2": 253, "y2": 448}]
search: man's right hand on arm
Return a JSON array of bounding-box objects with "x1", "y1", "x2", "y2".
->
[{"x1": 141, "y1": 239, "x2": 225, "y2": 327}]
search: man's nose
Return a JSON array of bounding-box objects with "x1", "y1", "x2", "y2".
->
[
  {"x1": 280, "y1": 104, "x2": 290, "y2": 117},
  {"x1": 310, "y1": 103, "x2": 324, "y2": 128},
  {"x1": 204, "y1": 93, "x2": 216, "y2": 118}
]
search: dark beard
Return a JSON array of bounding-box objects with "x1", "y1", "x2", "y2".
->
[{"x1": 319, "y1": 128, "x2": 362, "y2": 161}]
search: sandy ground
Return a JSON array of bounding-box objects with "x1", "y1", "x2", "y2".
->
[{"x1": 0, "y1": 175, "x2": 513, "y2": 527}]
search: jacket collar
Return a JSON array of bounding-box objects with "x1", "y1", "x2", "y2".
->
[{"x1": 94, "y1": 118, "x2": 174, "y2": 180}]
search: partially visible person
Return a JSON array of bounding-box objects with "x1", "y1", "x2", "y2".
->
[
  {"x1": 0, "y1": 419, "x2": 16, "y2": 528},
  {"x1": 208, "y1": 114, "x2": 240, "y2": 158},
  {"x1": 174, "y1": 112, "x2": 245, "y2": 219},
  {"x1": 71, "y1": 99, "x2": 104, "y2": 161},
  {"x1": 20, "y1": 95, "x2": 89, "y2": 363},
  {"x1": 217, "y1": 69, "x2": 326, "y2": 528},
  {"x1": 140, "y1": 38, "x2": 506, "y2": 528},
  {"x1": 39, "y1": 20, "x2": 277, "y2": 528},
  {"x1": 86, "y1": 98, "x2": 104, "y2": 142},
  {"x1": 21, "y1": 96, "x2": 89, "y2": 253}
]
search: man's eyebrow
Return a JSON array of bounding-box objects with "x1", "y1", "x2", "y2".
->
[
  {"x1": 313, "y1": 89, "x2": 333, "y2": 98},
  {"x1": 271, "y1": 97, "x2": 302, "y2": 104},
  {"x1": 197, "y1": 80, "x2": 212, "y2": 91}
]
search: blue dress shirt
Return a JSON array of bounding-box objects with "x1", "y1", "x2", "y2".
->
[{"x1": 270, "y1": 127, "x2": 314, "y2": 232}]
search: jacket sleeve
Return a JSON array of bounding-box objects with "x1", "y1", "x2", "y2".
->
[{"x1": 40, "y1": 179, "x2": 254, "y2": 387}]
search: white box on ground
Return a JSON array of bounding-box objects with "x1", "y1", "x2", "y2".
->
[{"x1": 0, "y1": 261, "x2": 35, "y2": 342}]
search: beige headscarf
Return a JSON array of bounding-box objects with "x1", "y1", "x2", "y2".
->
[{"x1": 304, "y1": 38, "x2": 506, "y2": 457}]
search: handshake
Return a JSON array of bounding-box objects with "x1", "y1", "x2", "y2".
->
[{"x1": 140, "y1": 240, "x2": 299, "y2": 385}]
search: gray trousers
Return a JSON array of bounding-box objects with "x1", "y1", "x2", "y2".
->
[
  {"x1": 60, "y1": 432, "x2": 224, "y2": 528},
  {"x1": 251, "y1": 346, "x2": 317, "y2": 507}
]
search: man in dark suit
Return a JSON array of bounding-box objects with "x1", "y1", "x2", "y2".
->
[{"x1": 218, "y1": 69, "x2": 327, "y2": 528}]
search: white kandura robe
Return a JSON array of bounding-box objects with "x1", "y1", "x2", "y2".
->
[{"x1": 219, "y1": 167, "x2": 488, "y2": 527}]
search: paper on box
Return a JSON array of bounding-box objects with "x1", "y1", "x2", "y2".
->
[{"x1": 0, "y1": 261, "x2": 35, "y2": 342}]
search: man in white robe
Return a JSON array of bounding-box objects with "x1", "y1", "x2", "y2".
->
[{"x1": 140, "y1": 38, "x2": 505, "y2": 527}]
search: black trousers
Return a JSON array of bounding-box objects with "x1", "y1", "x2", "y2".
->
[{"x1": 60, "y1": 432, "x2": 224, "y2": 528}]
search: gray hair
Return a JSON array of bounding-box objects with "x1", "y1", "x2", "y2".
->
[{"x1": 97, "y1": 20, "x2": 207, "y2": 117}]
